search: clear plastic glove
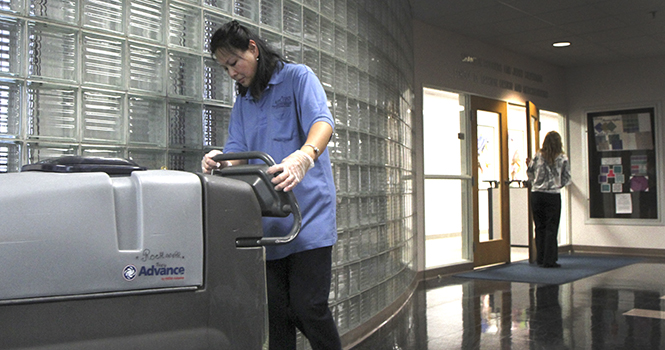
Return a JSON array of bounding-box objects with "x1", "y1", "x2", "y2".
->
[
  {"x1": 267, "y1": 150, "x2": 314, "y2": 192},
  {"x1": 201, "y1": 149, "x2": 230, "y2": 174}
]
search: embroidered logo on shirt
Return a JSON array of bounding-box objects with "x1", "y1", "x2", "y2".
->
[{"x1": 273, "y1": 96, "x2": 292, "y2": 108}]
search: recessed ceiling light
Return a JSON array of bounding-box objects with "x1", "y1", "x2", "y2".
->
[{"x1": 553, "y1": 41, "x2": 571, "y2": 47}]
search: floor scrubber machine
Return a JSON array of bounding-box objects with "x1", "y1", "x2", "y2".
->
[{"x1": 0, "y1": 152, "x2": 299, "y2": 349}]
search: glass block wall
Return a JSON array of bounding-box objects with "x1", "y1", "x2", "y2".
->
[{"x1": 0, "y1": 0, "x2": 415, "y2": 345}]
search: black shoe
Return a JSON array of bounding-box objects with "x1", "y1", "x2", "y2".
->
[{"x1": 542, "y1": 263, "x2": 561, "y2": 268}]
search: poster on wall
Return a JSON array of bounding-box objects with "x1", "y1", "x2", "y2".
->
[{"x1": 587, "y1": 107, "x2": 658, "y2": 219}]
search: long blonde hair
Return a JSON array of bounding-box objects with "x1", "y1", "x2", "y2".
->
[{"x1": 541, "y1": 131, "x2": 563, "y2": 165}]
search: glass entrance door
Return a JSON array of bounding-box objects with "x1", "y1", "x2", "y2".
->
[{"x1": 471, "y1": 96, "x2": 510, "y2": 267}]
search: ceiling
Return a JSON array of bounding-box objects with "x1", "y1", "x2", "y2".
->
[{"x1": 409, "y1": 0, "x2": 665, "y2": 67}]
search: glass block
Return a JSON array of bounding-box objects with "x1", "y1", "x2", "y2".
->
[
  {"x1": 129, "y1": 0, "x2": 164, "y2": 42},
  {"x1": 335, "y1": 300, "x2": 348, "y2": 333},
  {"x1": 168, "y1": 101, "x2": 202, "y2": 148},
  {"x1": 283, "y1": 38, "x2": 302, "y2": 64},
  {"x1": 358, "y1": 38, "x2": 368, "y2": 72},
  {"x1": 328, "y1": 268, "x2": 337, "y2": 301},
  {"x1": 358, "y1": 71, "x2": 369, "y2": 102},
  {"x1": 0, "y1": 18, "x2": 22, "y2": 77},
  {"x1": 320, "y1": 0, "x2": 333, "y2": 19},
  {"x1": 369, "y1": 226, "x2": 379, "y2": 254},
  {"x1": 0, "y1": 79, "x2": 21, "y2": 137},
  {"x1": 283, "y1": 0, "x2": 302, "y2": 39},
  {"x1": 30, "y1": 0, "x2": 77, "y2": 24},
  {"x1": 334, "y1": 0, "x2": 345, "y2": 25},
  {"x1": 168, "y1": 51, "x2": 202, "y2": 98},
  {"x1": 82, "y1": 0, "x2": 125, "y2": 33},
  {"x1": 82, "y1": 34, "x2": 124, "y2": 88},
  {"x1": 128, "y1": 96, "x2": 166, "y2": 146},
  {"x1": 348, "y1": 228, "x2": 359, "y2": 260},
  {"x1": 0, "y1": 0, "x2": 23, "y2": 14},
  {"x1": 336, "y1": 265, "x2": 348, "y2": 299},
  {"x1": 129, "y1": 43, "x2": 165, "y2": 93},
  {"x1": 260, "y1": 30, "x2": 282, "y2": 55},
  {"x1": 334, "y1": 60, "x2": 346, "y2": 94},
  {"x1": 26, "y1": 142, "x2": 77, "y2": 164},
  {"x1": 168, "y1": 150, "x2": 201, "y2": 171},
  {"x1": 337, "y1": 129, "x2": 348, "y2": 159},
  {"x1": 348, "y1": 262, "x2": 359, "y2": 294},
  {"x1": 319, "y1": 16, "x2": 333, "y2": 53},
  {"x1": 347, "y1": 66, "x2": 359, "y2": 99},
  {"x1": 203, "y1": 57, "x2": 234, "y2": 104},
  {"x1": 335, "y1": 230, "x2": 346, "y2": 265},
  {"x1": 259, "y1": 0, "x2": 281, "y2": 30},
  {"x1": 81, "y1": 147, "x2": 124, "y2": 158},
  {"x1": 0, "y1": 141, "x2": 20, "y2": 173},
  {"x1": 347, "y1": 33, "x2": 358, "y2": 67},
  {"x1": 303, "y1": 7, "x2": 318, "y2": 47},
  {"x1": 28, "y1": 22, "x2": 77, "y2": 82},
  {"x1": 27, "y1": 84, "x2": 77, "y2": 140},
  {"x1": 348, "y1": 196, "x2": 359, "y2": 228},
  {"x1": 203, "y1": 104, "x2": 230, "y2": 147},
  {"x1": 204, "y1": 11, "x2": 231, "y2": 54},
  {"x1": 203, "y1": 0, "x2": 232, "y2": 14},
  {"x1": 82, "y1": 90, "x2": 125, "y2": 143},
  {"x1": 234, "y1": 0, "x2": 258, "y2": 23},
  {"x1": 333, "y1": 162, "x2": 347, "y2": 194},
  {"x1": 348, "y1": 163, "x2": 359, "y2": 193},
  {"x1": 303, "y1": 0, "x2": 318, "y2": 11},
  {"x1": 169, "y1": 2, "x2": 201, "y2": 51},
  {"x1": 368, "y1": 76, "x2": 378, "y2": 106},
  {"x1": 359, "y1": 227, "x2": 370, "y2": 258},
  {"x1": 334, "y1": 26, "x2": 346, "y2": 61},
  {"x1": 347, "y1": 98, "x2": 358, "y2": 130},
  {"x1": 346, "y1": 0, "x2": 357, "y2": 34},
  {"x1": 333, "y1": 94, "x2": 346, "y2": 127},
  {"x1": 336, "y1": 196, "x2": 347, "y2": 231},
  {"x1": 348, "y1": 295, "x2": 360, "y2": 329},
  {"x1": 360, "y1": 165, "x2": 371, "y2": 193},
  {"x1": 360, "y1": 288, "x2": 375, "y2": 322},
  {"x1": 319, "y1": 53, "x2": 334, "y2": 89},
  {"x1": 128, "y1": 149, "x2": 166, "y2": 170},
  {"x1": 302, "y1": 45, "x2": 319, "y2": 76}
]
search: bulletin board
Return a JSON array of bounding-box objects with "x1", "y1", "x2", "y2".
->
[{"x1": 587, "y1": 107, "x2": 658, "y2": 219}]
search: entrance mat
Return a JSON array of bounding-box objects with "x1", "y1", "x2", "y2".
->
[{"x1": 454, "y1": 254, "x2": 643, "y2": 285}]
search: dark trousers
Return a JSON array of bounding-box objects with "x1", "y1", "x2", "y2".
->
[
  {"x1": 531, "y1": 192, "x2": 561, "y2": 266},
  {"x1": 266, "y1": 246, "x2": 342, "y2": 350}
]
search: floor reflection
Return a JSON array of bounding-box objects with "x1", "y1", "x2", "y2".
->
[{"x1": 350, "y1": 260, "x2": 665, "y2": 350}]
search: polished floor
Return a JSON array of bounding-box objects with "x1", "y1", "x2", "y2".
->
[{"x1": 350, "y1": 254, "x2": 665, "y2": 350}]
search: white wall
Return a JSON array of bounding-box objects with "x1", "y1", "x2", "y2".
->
[{"x1": 566, "y1": 56, "x2": 665, "y2": 249}]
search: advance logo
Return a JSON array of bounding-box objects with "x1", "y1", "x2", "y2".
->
[{"x1": 123, "y1": 264, "x2": 186, "y2": 281}]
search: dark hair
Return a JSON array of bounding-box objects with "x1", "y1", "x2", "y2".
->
[
  {"x1": 541, "y1": 131, "x2": 563, "y2": 165},
  {"x1": 210, "y1": 20, "x2": 285, "y2": 100}
]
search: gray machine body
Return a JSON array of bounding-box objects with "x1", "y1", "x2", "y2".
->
[{"x1": 0, "y1": 170, "x2": 267, "y2": 349}]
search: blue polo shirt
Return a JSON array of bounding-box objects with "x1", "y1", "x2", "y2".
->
[{"x1": 224, "y1": 63, "x2": 337, "y2": 260}]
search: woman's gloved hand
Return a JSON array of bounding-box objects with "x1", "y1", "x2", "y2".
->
[
  {"x1": 267, "y1": 150, "x2": 314, "y2": 192},
  {"x1": 201, "y1": 149, "x2": 231, "y2": 174}
]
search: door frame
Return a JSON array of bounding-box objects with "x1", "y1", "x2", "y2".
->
[
  {"x1": 470, "y1": 96, "x2": 511, "y2": 267},
  {"x1": 526, "y1": 101, "x2": 540, "y2": 264}
]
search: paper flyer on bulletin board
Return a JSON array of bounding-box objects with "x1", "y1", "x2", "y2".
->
[{"x1": 587, "y1": 107, "x2": 658, "y2": 219}]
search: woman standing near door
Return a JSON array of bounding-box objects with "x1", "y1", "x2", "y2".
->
[{"x1": 527, "y1": 131, "x2": 571, "y2": 268}]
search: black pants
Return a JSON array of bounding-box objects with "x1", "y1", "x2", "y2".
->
[
  {"x1": 531, "y1": 192, "x2": 561, "y2": 266},
  {"x1": 266, "y1": 246, "x2": 342, "y2": 350}
]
